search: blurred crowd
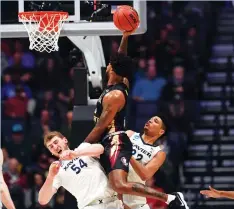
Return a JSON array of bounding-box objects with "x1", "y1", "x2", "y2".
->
[{"x1": 1, "y1": 2, "x2": 215, "y2": 209}]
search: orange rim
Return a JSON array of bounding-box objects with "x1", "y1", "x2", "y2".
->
[{"x1": 18, "y1": 11, "x2": 69, "y2": 21}]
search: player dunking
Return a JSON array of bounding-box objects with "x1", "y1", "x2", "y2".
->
[
  {"x1": 83, "y1": 31, "x2": 189, "y2": 206},
  {"x1": 124, "y1": 116, "x2": 189, "y2": 209},
  {"x1": 38, "y1": 131, "x2": 124, "y2": 209},
  {"x1": 0, "y1": 149, "x2": 16, "y2": 209}
]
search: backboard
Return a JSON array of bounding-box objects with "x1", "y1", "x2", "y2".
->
[{"x1": 0, "y1": 0, "x2": 147, "y2": 38}]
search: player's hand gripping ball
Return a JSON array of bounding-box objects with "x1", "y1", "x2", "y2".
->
[
  {"x1": 48, "y1": 161, "x2": 60, "y2": 177},
  {"x1": 113, "y1": 5, "x2": 140, "y2": 32}
]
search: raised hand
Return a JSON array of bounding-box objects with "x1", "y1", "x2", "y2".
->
[{"x1": 48, "y1": 161, "x2": 61, "y2": 178}]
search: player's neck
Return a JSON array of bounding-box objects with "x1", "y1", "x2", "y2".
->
[
  {"x1": 142, "y1": 133, "x2": 158, "y2": 145},
  {"x1": 107, "y1": 75, "x2": 123, "y2": 86}
]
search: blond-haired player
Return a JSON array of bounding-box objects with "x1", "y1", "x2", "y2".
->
[
  {"x1": 0, "y1": 148, "x2": 16, "y2": 209},
  {"x1": 38, "y1": 131, "x2": 123, "y2": 209}
]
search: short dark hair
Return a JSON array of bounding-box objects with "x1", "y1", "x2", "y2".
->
[{"x1": 110, "y1": 53, "x2": 133, "y2": 79}]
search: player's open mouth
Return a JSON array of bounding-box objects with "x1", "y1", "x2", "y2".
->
[{"x1": 57, "y1": 150, "x2": 62, "y2": 154}]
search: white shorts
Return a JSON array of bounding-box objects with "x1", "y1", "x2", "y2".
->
[
  {"x1": 84, "y1": 199, "x2": 123, "y2": 209},
  {"x1": 127, "y1": 204, "x2": 150, "y2": 209}
]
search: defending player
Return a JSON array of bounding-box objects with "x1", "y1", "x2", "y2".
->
[
  {"x1": 0, "y1": 148, "x2": 16, "y2": 209},
  {"x1": 124, "y1": 116, "x2": 189, "y2": 209},
  {"x1": 200, "y1": 186, "x2": 234, "y2": 199},
  {"x1": 82, "y1": 30, "x2": 189, "y2": 206},
  {"x1": 38, "y1": 131, "x2": 123, "y2": 209}
]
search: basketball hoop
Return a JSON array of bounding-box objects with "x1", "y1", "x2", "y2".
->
[{"x1": 18, "y1": 11, "x2": 68, "y2": 53}]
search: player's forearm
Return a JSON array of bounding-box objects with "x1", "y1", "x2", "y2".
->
[
  {"x1": 38, "y1": 175, "x2": 55, "y2": 205},
  {"x1": 1, "y1": 182, "x2": 16, "y2": 209},
  {"x1": 118, "y1": 35, "x2": 128, "y2": 55},
  {"x1": 130, "y1": 157, "x2": 149, "y2": 181},
  {"x1": 220, "y1": 190, "x2": 234, "y2": 199},
  {"x1": 75, "y1": 144, "x2": 104, "y2": 157},
  {"x1": 84, "y1": 127, "x2": 106, "y2": 143}
]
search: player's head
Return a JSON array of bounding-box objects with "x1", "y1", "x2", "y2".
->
[
  {"x1": 107, "y1": 53, "x2": 133, "y2": 83},
  {"x1": 44, "y1": 131, "x2": 69, "y2": 158},
  {"x1": 143, "y1": 116, "x2": 166, "y2": 140}
]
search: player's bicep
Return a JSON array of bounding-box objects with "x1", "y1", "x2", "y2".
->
[{"x1": 146, "y1": 151, "x2": 166, "y2": 176}]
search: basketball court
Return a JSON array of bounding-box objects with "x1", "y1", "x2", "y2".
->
[{"x1": 0, "y1": 1, "x2": 147, "y2": 208}]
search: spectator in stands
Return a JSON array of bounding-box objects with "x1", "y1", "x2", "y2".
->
[
  {"x1": 184, "y1": 26, "x2": 200, "y2": 70},
  {"x1": 8, "y1": 40, "x2": 35, "y2": 69},
  {"x1": 25, "y1": 172, "x2": 53, "y2": 209},
  {"x1": 57, "y1": 68, "x2": 75, "y2": 117},
  {"x1": 3, "y1": 158, "x2": 27, "y2": 189},
  {"x1": 134, "y1": 58, "x2": 147, "y2": 81},
  {"x1": 5, "y1": 124, "x2": 32, "y2": 166},
  {"x1": 3, "y1": 158, "x2": 27, "y2": 209},
  {"x1": 35, "y1": 90, "x2": 59, "y2": 120},
  {"x1": 36, "y1": 58, "x2": 61, "y2": 91},
  {"x1": 4, "y1": 85, "x2": 28, "y2": 118},
  {"x1": 61, "y1": 111, "x2": 73, "y2": 139},
  {"x1": 132, "y1": 64, "x2": 166, "y2": 102},
  {"x1": 160, "y1": 65, "x2": 196, "y2": 187}
]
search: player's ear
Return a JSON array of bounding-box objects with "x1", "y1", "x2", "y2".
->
[
  {"x1": 159, "y1": 129, "x2": 165, "y2": 136},
  {"x1": 63, "y1": 137, "x2": 68, "y2": 144}
]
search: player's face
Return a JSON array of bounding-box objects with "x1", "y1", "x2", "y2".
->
[
  {"x1": 46, "y1": 136, "x2": 68, "y2": 158},
  {"x1": 144, "y1": 116, "x2": 164, "y2": 138}
]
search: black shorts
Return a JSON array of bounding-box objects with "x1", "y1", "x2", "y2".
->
[{"x1": 100, "y1": 132, "x2": 132, "y2": 174}]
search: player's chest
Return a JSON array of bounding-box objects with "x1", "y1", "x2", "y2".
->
[
  {"x1": 132, "y1": 143, "x2": 155, "y2": 164},
  {"x1": 60, "y1": 157, "x2": 90, "y2": 176}
]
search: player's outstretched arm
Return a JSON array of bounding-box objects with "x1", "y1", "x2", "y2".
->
[
  {"x1": 60, "y1": 143, "x2": 104, "y2": 160},
  {"x1": 118, "y1": 29, "x2": 136, "y2": 55},
  {"x1": 130, "y1": 151, "x2": 166, "y2": 181},
  {"x1": 0, "y1": 149, "x2": 16, "y2": 209},
  {"x1": 0, "y1": 175, "x2": 16, "y2": 209},
  {"x1": 38, "y1": 161, "x2": 60, "y2": 205},
  {"x1": 84, "y1": 90, "x2": 125, "y2": 144},
  {"x1": 200, "y1": 186, "x2": 234, "y2": 199}
]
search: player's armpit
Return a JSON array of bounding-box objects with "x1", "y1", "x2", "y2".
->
[
  {"x1": 84, "y1": 90, "x2": 125, "y2": 143},
  {"x1": 130, "y1": 151, "x2": 166, "y2": 181}
]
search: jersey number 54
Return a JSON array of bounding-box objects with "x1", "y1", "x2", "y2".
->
[{"x1": 71, "y1": 159, "x2": 87, "y2": 174}]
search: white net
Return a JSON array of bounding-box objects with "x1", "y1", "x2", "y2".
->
[{"x1": 19, "y1": 12, "x2": 68, "y2": 53}]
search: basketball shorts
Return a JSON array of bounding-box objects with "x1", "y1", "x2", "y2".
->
[
  {"x1": 84, "y1": 199, "x2": 123, "y2": 209},
  {"x1": 100, "y1": 132, "x2": 132, "y2": 174}
]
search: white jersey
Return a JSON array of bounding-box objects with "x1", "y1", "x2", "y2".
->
[
  {"x1": 0, "y1": 149, "x2": 3, "y2": 209},
  {"x1": 123, "y1": 133, "x2": 163, "y2": 209},
  {"x1": 52, "y1": 143, "x2": 116, "y2": 209}
]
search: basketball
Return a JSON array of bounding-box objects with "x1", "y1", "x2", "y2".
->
[{"x1": 113, "y1": 5, "x2": 140, "y2": 32}]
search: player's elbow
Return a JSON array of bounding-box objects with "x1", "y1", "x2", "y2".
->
[
  {"x1": 140, "y1": 173, "x2": 151, "y2": 182},
  {"x1": 38, "y1": 198, "x2": 49, "y2": 206}
]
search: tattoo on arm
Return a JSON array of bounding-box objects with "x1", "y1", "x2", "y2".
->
[{"x1": 132, "y1": 183, "x2": 167, "y2": 201}]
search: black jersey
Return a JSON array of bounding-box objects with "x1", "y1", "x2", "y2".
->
[{"x1": 93, "y1": 83, "x2": 129, "y2": 138}]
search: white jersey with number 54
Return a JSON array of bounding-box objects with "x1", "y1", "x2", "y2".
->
[
  {"x1": 52, "y1": 144, "x2": 116, "y2": 209},
  {"x1": 123, "y1": 132, "x2": 163, "y2": 209}
]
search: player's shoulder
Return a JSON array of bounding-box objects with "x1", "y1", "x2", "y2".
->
[
  {"x1": 126, "y1": 130, "x2": 135, "y2": 138},
  {"x1": 104, "y1": 89, "x2": 125, "y2": 100}
]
